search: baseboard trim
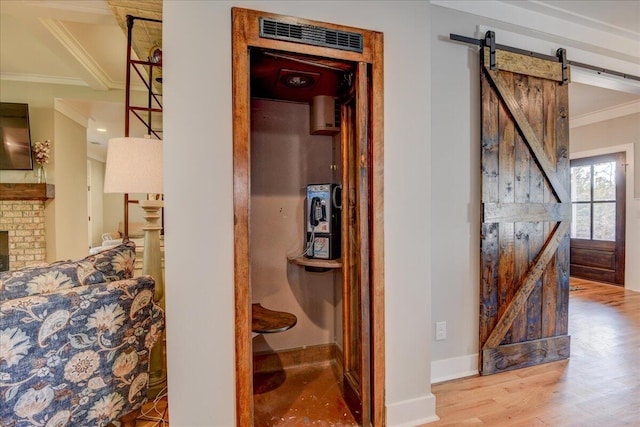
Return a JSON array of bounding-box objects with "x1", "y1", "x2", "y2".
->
[
  {"x1": 253, "y1": 343, "x2": 341, "y2": 374},
  {"x1": 386, "y1": 394, "x2": 438, "y2": 427},
  {"x1": 431, "y1": 353, "x2": 479, "y2": 384}
]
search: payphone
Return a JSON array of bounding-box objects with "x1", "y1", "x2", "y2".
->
[{"x1": 305, "y1": 183, "x2": 341, "y2": 260}]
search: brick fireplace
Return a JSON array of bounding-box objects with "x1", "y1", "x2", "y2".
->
[{"x1": 0, "y1": 183, "x2": 54, "y2": 271}]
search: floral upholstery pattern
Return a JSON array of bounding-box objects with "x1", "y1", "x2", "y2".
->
[
  {"x1": 0, "y1": 243, "x2": 164, "y2": 427},
  {"x1": 0, "y1": 242, "x2": 137, "y2": 302}
]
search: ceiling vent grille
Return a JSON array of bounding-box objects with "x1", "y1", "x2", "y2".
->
[{"x1": 259, "y1": 17, "x2": 363, "y2": 53}]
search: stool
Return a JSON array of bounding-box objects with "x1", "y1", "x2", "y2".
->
[{"x1": 251, "y1": 303, "x2": 297, "y2": 334}]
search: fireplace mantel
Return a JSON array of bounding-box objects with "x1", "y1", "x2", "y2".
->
[{"x1": 0, "y1": 183, "x2": 55, "y2": 200}]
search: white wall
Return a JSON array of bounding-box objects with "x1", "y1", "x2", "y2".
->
[
  {"x1": 89, "y1": 158, "x2": 104, "y2": 248},
  {"x1": 163, "y1": 1, "x2": 434, "y2": 426},
  {"x1": 571, "y1": 113, "x2": 640, "y2": 196},
  {"x1": 52, "y1": 110, "x2": 88, "y2": 260},
  {"x1": 429, "y1": 5, "x2": 482, "y2": 383}
]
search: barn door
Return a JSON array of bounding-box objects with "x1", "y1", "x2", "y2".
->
[
  {"x1": 480, "y1": 46, "x2": 571, "y2": 375},
  {"x1": 342, "y1": 61, "x2": 372, "y2": 426}
]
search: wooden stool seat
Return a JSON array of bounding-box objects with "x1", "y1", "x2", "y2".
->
[{"x1": 252, "y1": 303, "x2": 297, "y2": 333}]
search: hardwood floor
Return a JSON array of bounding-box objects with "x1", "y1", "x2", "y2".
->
[
  {"x1": 124, "y1": 278, "x2": 639, "y2": 426},
  {"x1": 424, "y1": 277, "x2": 640, "y2": 426}
]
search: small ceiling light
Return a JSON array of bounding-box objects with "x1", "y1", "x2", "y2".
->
[
  {"x1": 278, "y1": 69, "x2": 319, "y2": 89},
  {"x1": 97, "y1": 128, "x2": 107, "y2": 132},
  {"x1": 282, "y1": 74, "x2": 315, "y2": 88}
]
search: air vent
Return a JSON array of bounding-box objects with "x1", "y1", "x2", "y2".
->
[{"x1": 260, "y1": 17, "x2": 363, "y2": 53}]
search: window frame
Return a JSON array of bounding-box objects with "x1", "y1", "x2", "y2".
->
[{"x1": 570, "y1": 152, "x2": 621, "y2": 242}]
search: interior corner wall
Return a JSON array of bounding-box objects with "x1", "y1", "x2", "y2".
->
[
  {"x1": 163, "y1": 1, "x2": 434, "y2": 426},
  {"x1": 52, "y1": 111, "x2": 88, "y2": 260}
]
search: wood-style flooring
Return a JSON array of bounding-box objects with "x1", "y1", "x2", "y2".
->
[
  {"x1": 423, "y1": 277, "x2": 640, "y2": 426},
  {"x1": 129, "y1": 277, "x2": 639, "y2": 426},
  {"x1": 254, "y1": 362, "x2": 358, "y2": 426}
]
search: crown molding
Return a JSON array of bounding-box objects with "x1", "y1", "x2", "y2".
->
[
  {"x1": 2, "y1": 1, "x2": 114, "y2": 25},
  {"x1": 0, "y1": 72, "x2": 87, "y2": 86},
  {"x1": 431, "y1": 0, "x2": 639, "y2": 65},
  {"x1": 39, "y1": 18, "x2": 113, "y2": 91},
  {"x1": 570, "y1": 100, "x2": 640, "y2": 129},
  {"x1": 21, "y1": 0, "x2": 112, "y2": 15},
  {"x1": 503, "y1": 0, "x2": 639, "y2": 40},
  {"x1": 0, "y1": 72, "x2": 150, "y2": 92}
]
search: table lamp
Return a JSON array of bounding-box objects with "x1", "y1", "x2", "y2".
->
[{"x1": 104, "y1": 136, "x2": 166, "y2": 397}]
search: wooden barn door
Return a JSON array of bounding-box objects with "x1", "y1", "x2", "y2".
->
[
  {"x1": 480, "y1": 46, "x2": 571, "y2": 375},
  {"x1": 342, "y1": 62, "x2": 372, "y2": 426}
]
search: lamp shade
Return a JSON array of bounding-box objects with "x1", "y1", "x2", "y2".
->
[{"x1": 104, "y1": 137, "x2": 163, "y2": 194}]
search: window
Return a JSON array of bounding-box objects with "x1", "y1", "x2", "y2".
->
[{"x1": 570, "y1": 157, "x2": 617, "y2": 241}]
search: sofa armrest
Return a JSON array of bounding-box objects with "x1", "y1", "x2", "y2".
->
[
  {"x1": 0, "y1": 242, "x2": 136, "y2": 302},
  {"x1": 0, "y1": 276, "x2": 164, "y2": 427}
]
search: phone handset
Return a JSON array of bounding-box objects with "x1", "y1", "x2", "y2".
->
[
  {"x1": 332, "y1": 185, "x2": 342, "y2": 210},
  {"x1": 310, "y1": 197, "x2": 326, "y2": 227}
]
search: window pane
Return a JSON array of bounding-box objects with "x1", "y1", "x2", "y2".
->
[
  {"x1": 571, "y1": 203, "x2": 591, "y2": 239},
  {"x1": 593, "y1": 161, "x2": 616, "y2": 201},
  {"x1": 593, "y1": 202, "x2": 615, "y2": 241},
  {"x1": 571, "y1": 165, "x2": 591, "y2": 202}
]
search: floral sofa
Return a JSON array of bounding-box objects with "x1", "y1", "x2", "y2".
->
[{"x1": 0, "y1": 242, "x2": 164, "y2": 427}]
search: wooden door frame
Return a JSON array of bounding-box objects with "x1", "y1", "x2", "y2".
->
[{"x1": 231, "y1": 8, "x2": 385, "y2": 426}]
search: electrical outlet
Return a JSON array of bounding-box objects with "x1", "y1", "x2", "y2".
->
[{"x1": 435, "y1": 321, "x2": 447, "y2": 341}]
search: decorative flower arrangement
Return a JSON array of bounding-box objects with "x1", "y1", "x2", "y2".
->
[{"x1": 33, "y1": 139, "x2": 52, "y2": 165}]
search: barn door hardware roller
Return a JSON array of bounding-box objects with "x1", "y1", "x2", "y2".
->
[{"x1": 449, "y1": 31, "x2": 640, "y2": 85}]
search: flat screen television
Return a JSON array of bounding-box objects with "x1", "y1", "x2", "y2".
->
[{"x1": 0, "y1": 102, "x2": 33, "y2": 170}]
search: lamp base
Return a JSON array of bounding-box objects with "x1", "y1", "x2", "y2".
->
[
  {"x1": 139, "y1": 199, "x2": 167, "y2": 399},
  {"x1": 148, "y1": 337, "x2": 167, "y2": 399}
]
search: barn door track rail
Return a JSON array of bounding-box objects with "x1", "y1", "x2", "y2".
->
[{"x1": 450, "y1": 31, "x2": 640, "y2": 84}]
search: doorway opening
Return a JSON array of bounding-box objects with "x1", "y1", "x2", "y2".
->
[
  {"x1": 570, "y1": 152, "x2": 626, "y2": 286},
  {"x1": 250, "y1": 48, "x2": 357, "y2": 425},
  {"x1": 232, "y1": 8, "x2": 384, "y2": 427}
]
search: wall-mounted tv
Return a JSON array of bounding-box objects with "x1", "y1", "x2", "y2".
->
[{"x1": 0, "y1": 102, "x2": 33, "y2": 170}]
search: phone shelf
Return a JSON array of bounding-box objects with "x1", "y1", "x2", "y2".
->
[{"x1": 287, "y1": 255, "x2": 342, "y2": 269}]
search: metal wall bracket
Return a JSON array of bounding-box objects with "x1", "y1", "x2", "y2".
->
[
  {"x1": 557, "y1": 48, "x2": 569, "y2": 85},
  {"x1": 485, "y1": 31, "x2": 496, "y2": 70}
]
